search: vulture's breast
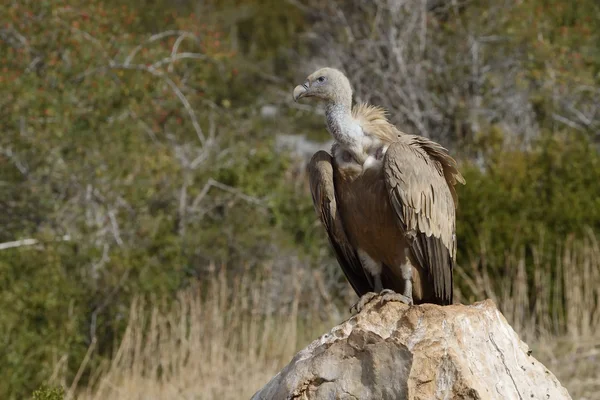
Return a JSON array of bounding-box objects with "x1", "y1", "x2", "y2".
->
[{"x1": 334, "y1": 162, "x2": 407, "y2": 266}]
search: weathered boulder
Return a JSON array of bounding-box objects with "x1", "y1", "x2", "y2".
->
[{"x1": 251, "y1": 299, "x2": 572, "y2": 400}]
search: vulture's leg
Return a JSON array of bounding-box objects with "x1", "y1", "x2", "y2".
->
[
  {"x1": 373, "y1": 273, "x2": 383, "y2": 292},
  {"x1": 350, "y1": 250, "x2": 384, "y2": 314},
  {"x1": 379, "y1": 261, "x2": 414, "y2": 305},
  {"x1": 352, "y1": 260, "x2": 414, "y2": 312},
  {"x1": 400, "y1": 261, "x2": 413, "y2": 301}
]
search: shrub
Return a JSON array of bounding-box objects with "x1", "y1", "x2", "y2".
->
[{"x1": 457, "y1": 130, "x2": 600, "y2": 289}]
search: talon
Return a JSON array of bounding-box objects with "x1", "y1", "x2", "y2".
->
[
  {"x1": 380, "y1": 290, "x2": 413, "y2": 306},
  {"x1": 350, "y1": 292, "x2": 378, "y2": 314}
]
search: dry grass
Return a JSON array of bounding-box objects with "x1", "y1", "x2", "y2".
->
[
  {"x1": 55, "y1": 264, "x2": 343, "y2": 400},
  {"x1": 58, "y1": 233, "x2": 600, "y2": 400}
]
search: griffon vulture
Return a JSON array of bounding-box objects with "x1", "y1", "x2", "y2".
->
[{"x1": 293, "y1": 67, "x2": 465, "y2": 311}]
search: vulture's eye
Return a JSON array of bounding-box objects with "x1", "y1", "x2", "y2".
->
[{"x1": 317, "y1": 76, "x2": 326, "y2": 83}]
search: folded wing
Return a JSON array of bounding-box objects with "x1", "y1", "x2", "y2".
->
[
  {"x1": 383, "y1": 136, "x2": 465, "y2": 305},
  {"x1": 307, "y1": 151, "x2": 373, "y2": 296}
]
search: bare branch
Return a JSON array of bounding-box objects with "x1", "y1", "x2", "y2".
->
[
  {"x1": 152, "y1": 52, "x2": 209, "y2": 70},
  {"x1": 108, "y1": 210, "x2": 124, "y2": 247},
  {"x1": 296, "y1": 0, "x2": 544, "y2": 146},
  {"x1": 0, "y1": 146, "x2": 29, "y2": 175},
  {"x1": 124, "y1": 30, "x2": 199, "y2": 66},
  {"x1": 190, "y1": 178, "x2": 266, "y2": 211},
  {"x1": 109, "y1": 62, "x2": 206, "y2": 145},
  {"x1": 552, "y1": 113, "x2": 585, "y2": 132},
  {"x1": 0, "y1": 235, "x2": 71, "y2": 251},
  {"x1": 167, "y1": 33, "x2": 197, "y2": 73}
]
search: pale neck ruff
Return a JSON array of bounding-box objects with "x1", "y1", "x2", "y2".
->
[{"x1": 325, "y1": 103, "x2": 364, "y2": 148}]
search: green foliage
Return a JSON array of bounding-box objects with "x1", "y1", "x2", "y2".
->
[
  {"x1": 0, "y1": 246, "x2": 88, "y2": 397},
  {"x1": 457, "y1": 129, "x2": 600, "y2": 270},
  {"x1": 31, "y1": 386, "x2": 65, "y2": 400},
  {"x1": 0, "y1": 1, "x2": 309, "y2": 398}
]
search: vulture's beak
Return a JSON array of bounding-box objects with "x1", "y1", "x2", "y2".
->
[{"x1": 293, "y1": 80, "x2": 310, "y2": 102}]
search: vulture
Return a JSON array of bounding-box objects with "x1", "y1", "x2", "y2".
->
[{"x1": 293, "y1": 67, "x2": 465, "y2": 311}]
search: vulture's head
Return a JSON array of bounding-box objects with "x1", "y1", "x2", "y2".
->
[{"x1": 293, "y1": 67, "x2": 352, "y2": 107}]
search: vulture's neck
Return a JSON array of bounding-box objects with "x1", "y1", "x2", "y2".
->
[{"x1": 325, "y1": 103, "x2": 363, "y2": 149}]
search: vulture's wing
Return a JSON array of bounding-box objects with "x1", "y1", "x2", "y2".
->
[
  {"x1": 383, "y1": 135, "x2": 465, "y2": 305},
  {"x1": 308, "y1": 151, "x2": 373, "y2": 297}
]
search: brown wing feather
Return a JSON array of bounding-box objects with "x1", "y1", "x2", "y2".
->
[
  {"x1": 383, "y1": 136, "x2": 465, "y2": 305},
  {"x1": 307, "y1": 150, "x2": 372, "y2": 296}
]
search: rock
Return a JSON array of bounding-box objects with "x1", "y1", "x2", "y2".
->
[{"x1": 251, "y1": 299, "x2": 572, "y2": 400}]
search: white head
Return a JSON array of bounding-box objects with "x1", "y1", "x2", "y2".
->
[{"x1": 292, "y1": 67, "x2": 353, "y2": 109}]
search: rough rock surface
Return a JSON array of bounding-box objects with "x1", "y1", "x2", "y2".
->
[{"x1": 251, "y1": 299, "x2": 572, "y2": 400}]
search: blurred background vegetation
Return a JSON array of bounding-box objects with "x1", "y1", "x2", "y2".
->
[{"x1": 1, "y1": 0, "x2": 599, "y2": 399}]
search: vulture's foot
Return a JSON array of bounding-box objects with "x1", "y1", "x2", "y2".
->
[
  {"x1": 379, "y1": 289, "x2": 413, "y2": 306},
  {"x1": 350, "y1": 290, "x2": 413, "y2": 314},
  {"x1": 349, "y1": 292, "x2": 379, "y2": 314}
]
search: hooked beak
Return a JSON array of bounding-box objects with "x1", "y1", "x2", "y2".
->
[{"x1": 293, "y1": 80, "x2": 310, "y2": 102}]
